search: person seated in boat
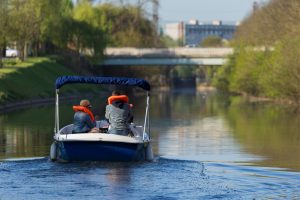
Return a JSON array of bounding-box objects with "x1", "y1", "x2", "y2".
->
[
  {"x1": 105, "y1": 91, "x2": 133, "y2": 136},
  {"x1": 72, "y1": 99, "x2": 99, "y2": 133}
]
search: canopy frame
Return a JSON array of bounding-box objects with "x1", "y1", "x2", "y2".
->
[{"x1": 55, "y1": 76, "x2": 150, "y2": 91}]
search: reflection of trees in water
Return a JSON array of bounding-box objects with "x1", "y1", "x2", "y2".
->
[
  {"x1": 224, "y1": 101, "x2": 300, "y2": 171},
  {"x1": 0, "y1": 130, "x2": 6, "y2": 155},
  {"x1": 0, "y1": 107, "x2": 54, "y2": 158},
  {"x1": 150, "y1": 90, "x2": 221, "y2": 120},
  {"x1": 148, "y1": 91, "x2": 300, "y2": 171},
  {"x1": 0, "y1": 126, "x2": 51, "y2": 158},
  {"x1": 149, "y1": 91, "x2": 227, "y2": 156}
]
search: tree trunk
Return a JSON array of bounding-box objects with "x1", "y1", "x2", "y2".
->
[
  {"x1": 18, "y1": 43, "x2": 24, "y2": 61},
  {"x1": 0, "y1": 47, "x2": 3, "y2": 68},
  {"x1": 24, "y1": 42, "x2": 28, "y2": 60}
]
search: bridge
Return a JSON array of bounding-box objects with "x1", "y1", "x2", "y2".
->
[{"x1": 102, "y1": 47, "x2": 233, "y2": 66}]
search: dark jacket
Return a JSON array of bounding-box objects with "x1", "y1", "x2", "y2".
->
[{"x1": 72, "y1": 111, "x2": 95, "y2": 133}]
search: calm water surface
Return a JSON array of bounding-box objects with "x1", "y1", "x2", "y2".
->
[{"x1": 0, "y1": 90, "x2": 299, "y2": 199}]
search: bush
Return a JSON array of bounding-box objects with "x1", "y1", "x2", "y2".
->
[{"x1": 201, "y1": 36, "x2": 224, "y2": 47}]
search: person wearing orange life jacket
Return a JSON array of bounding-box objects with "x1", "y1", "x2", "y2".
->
[
  {"x1": 72, "y1": 99, "x2": 98, "y2": 133},
  {"x1": 105, "y1": 91, "x2": 133, "y2": 136}
]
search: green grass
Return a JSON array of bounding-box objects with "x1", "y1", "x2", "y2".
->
[{"x1": 0, "y1": 56, "x2": 99, "y2": 105}]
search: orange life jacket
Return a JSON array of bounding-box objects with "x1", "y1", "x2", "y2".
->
[
  {"x1": 73, "y1": 105, "x2": 95, "y2": 122},
  {"x1": 108, "y1": 95, "x2": 129, "y2": 104}
]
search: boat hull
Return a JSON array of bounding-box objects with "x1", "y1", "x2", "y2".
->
[{"x1": 53, "y1": 141, "x2": 147, "y2": 162}]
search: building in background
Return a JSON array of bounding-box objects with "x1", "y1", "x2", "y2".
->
[
  {"x1": 164, "y1": 20, "x2": 237, "y2": 46},
  {"x1": 164, "y1": 22, "x2": 184, "y2": 41}
]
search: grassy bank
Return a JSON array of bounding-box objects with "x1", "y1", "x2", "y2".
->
[{"x1": 0, "y1": 57, "x2": 98, "y2": 105}]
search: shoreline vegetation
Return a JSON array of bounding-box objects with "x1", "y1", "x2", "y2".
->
[{"x1": 212, "y1": 0, "x2": 300, "y2": 104}]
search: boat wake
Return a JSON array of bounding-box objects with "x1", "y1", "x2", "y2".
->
[{"x1": 0, "y1": 156, "x2": 299, "y2": 199}]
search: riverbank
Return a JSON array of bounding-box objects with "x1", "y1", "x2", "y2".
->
[
  {"x1": 0, "y1": 92, "x2": 109, "y2": 113},
  {"x1": 0, "y1": 56, "x2": 99, "y2": 106}
]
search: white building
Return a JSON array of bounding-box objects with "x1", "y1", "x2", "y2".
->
[{"x1": 164, "y1": 22, "x2": 184, "y2": 41}]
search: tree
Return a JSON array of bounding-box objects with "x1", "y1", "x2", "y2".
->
[
  {"x1": 213, "y1": 0, "x2": 300, "y2": 102},
  {"x1": 8, "y1": 0, "x2": 44, "y2": 60},
  {"x1": 36, "y1": 0, "x2": 73, "y2": 55},
  {"x1": 160, "y1": 35, "x2": 179, "y2": 47},
  {"x1": 235, "y1": 0, "x2": 300, "y2": 46},
  {"x1": 4, "y1": 0, "x2": 73, "y2": 60},
  {"x1": 0, "y1": 0, "x2": 9, "y2": 67},
  {"x1": 2, "y1": 0, "x2": 159, "y2": 62},
  {"x1": 95, "y1": 3, "x2": 160, "y2": 47},
  {"x1": 201, "y1": 36, "x2": 223, "y2": 47},
  {"x1": 69, "y1": 1, "x2": 106, "y2": 60}
]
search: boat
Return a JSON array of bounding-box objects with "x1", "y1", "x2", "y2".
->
[{"x1": 50, "y1": 76, "x2": 153, "y2": 162}]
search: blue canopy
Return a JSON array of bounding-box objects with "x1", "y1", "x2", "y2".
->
[{"x1": 55, "y1": 76, "x2": 150, "y2": 91}]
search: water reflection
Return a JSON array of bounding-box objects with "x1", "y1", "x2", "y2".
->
[
  {"x1": 0, "y1": 107, "x2": 53, "y2": 158},
  {"x1": 223, "y1": 99, "x2": 300, "y2": 171},
  {"x1": 150, "y1": 91, "x2": 260, "y2": 163},
  {"x1": 0, "y1": 91, "x2": 299, "y2": 172},
  {"x1": 149, "y1": 91, "x2": 300, "y2": 171}
]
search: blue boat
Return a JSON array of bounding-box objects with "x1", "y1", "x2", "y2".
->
[{"x1": 50, "y1": 76, "x2": 153, "y2": 162}]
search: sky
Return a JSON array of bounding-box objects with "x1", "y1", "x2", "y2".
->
[
  {"x1": 158, "y1": 0, "x2": 266, "y2": 24},
  {"x1": 94, "y1": 0, "x2": 269, "y2": 24}
]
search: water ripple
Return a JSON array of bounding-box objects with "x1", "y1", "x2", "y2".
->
[{"x1": 0, "y1": 157, "x2": 299, "y2": 199}]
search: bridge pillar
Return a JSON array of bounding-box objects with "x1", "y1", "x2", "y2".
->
[
  {"x1": 195, "y1": 66, "x2": 206, "y2": 82},
  {"x1": 160, "y1": 66, "x2": 172, "y2": 90}
]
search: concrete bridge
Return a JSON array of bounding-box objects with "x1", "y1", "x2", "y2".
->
[{"x1": 102, "y1": 47, "x2": 233, "y2": 66}]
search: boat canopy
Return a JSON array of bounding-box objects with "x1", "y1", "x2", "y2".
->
[{"x1": 55, "y1": 76, "x2": 150, "y2": 91}]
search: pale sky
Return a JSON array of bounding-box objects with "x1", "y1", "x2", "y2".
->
[
  {"x1": 159, "y1": 0, "x2": 267, "y2": 23},
  {"x1": 94, "y1": 0, "x2": 269, "y2": 24}
]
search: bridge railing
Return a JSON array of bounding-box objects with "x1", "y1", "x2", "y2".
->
[{"x1": 104, "y1": 47, "x2": 233, "y2": 58}]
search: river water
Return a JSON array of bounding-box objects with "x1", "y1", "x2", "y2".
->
[{"x1": 0, "y1": 90, "x2": 299, "y2": 199}]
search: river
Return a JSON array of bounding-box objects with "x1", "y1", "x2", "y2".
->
[{"x1": 0, "y1": 90, "x2": 299, "y2": 199}]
